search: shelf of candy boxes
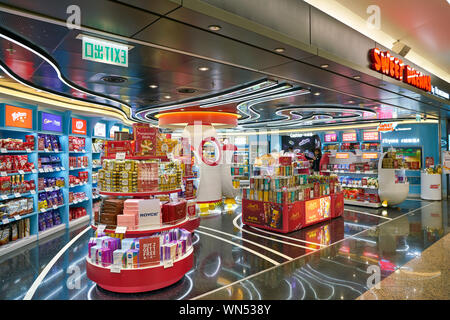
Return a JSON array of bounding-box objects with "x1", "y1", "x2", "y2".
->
[
  {"x1": 92, "y1": 139, "x2": 106, "y2": 154},
  {"x1": 38, "y1": 134, "x2": 62, "y2": 152},
  {"x1": 69, "y1": 156, "x2": 88, "y2": 169},
  {"x1": 0, "y1": 216, "x2": 31, "y2": 248},
  {"x1": 323, "y1": 144, "x2": 339, "y2": 152},
  {"x1": 87, "y1": 228, "x2": 193, "y2": 269},
  {"x1": 381, "y1": 151, "x2": 409, "y2": 169},
  {"x1": 103, "y1": 123, "x2": 177, "y2": 158},
  {"x1": 321, "y1": 162, "x2": 378, "y2": 174},
  {"x1": 69, "y1": 136, "x2": 86, "y2": 152},
  {"x1": 0, "y1": 175, "x2": 36, "y2": 198},
  {"x1": 338, "y1": 176, "x2": 379, "y2": 189},
  {"x1": 38, "y1": 190, "x2": 64, "y2": 212},
  {"x1": 342, "y1": 187, "x2": 381, "y2": 204},
  {"x1": 38, "y1": 209, "x2": 63, "y2": 232},
  {"x1": 0, "y1": 136, "x2": 35, "y2": 152},
  {"x1": 69, "y1": 172, "x2": 89, "y2": 187},
  {"x1": 340, "y1": 143, "x2": 360, "y2": 152},
  {"x1": 360, "y1": 143, "x2": 380, "y2": 151},
  {"x1": 38, "y1": 155, "x2": 64, "y2": 172},
  {"x1": 69, "y1": 191, "x2": 88, "y2": 205},
  {"x1": 0, "y1": 197, "x2": 34, "y2": 224},
  {"x1": 242, "y1": 174, "x2": 341, "y2": 203},
  {"x1": 69, "y1": 206, "x2": 88, "y2": 221},
  {"x1": 95, "y1": 197, "x2": 197, "y2": 232},
  {"x1": 0, "y1": 155, "x2": 36, "y2": 175},
  {"x1": 98, "y1": 159, "x2": 182, "y2": 193},
  {"x1": 38, "y1": 177, "x2": 65, "y2": 192}
]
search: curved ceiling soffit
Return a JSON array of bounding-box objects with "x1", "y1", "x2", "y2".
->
[{"x1": 0, "y1": 26, "x2": 138, "y2": 122}]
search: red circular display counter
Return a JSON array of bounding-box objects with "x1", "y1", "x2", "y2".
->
[{"x1": 86, "y1": 249, "x2": 194, "y2": 293}]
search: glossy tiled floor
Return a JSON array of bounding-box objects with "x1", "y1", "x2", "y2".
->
[{"x1": 0, "y1": 198, "x2": 448, "y2": 300}]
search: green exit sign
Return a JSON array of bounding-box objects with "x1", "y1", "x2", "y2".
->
[{"x1": 81, "y1": 35, "x2": 129, "y2": 67}]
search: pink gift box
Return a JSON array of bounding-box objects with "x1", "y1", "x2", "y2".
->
[{"x1": 117, "y1": 214, "x2": 136, "y2": 227}]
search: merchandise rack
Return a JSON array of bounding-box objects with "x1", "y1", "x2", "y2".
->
[
  {"x1": 87, "y1": 151, "x2": 199, "y2": 293},
  {"x1": 0, "y1": 102, "x2": 125, "y2": 257}
]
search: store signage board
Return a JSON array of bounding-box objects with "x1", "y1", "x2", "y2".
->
[
  {"x1": 94, "y1": 122, "x2": 106, "y2": 137},
  {"x1": 110, "y1": 125, "x2": 120, "y2": 138},
  {"x1": 342, "y1": 132, "x2": 357, "y2": 142},
  {"x1": 5, "y1": 105, "x2": 33, "y2": 129},
  {"x1": 42, "y1": 112, "x2": 62, "y2": 132},
  {"x1": 72, "y1": 118, "x2": 87, "y2": 135},
  {"x1": 369, "y1": 48, "x2": 431, "y2": 92},
  {"x1": 362, "y1": 153, "x2": 379, "y2": 159},
  {"x1": 431, "y1": 86, "x2": 449, "y2": 100},
  {"x1": 443, "y1": 151, "x2": 450, "y2": 174},
  {"x1": 363, "y1": 131, "x2": 379, "y2": 141},
  {"x1": 81, "y1": 35, "x2": 128, "y2": 67},
  {"x1": 324, "y1": 133, "x2": 337, "y2": 142},
  {"x1": 377, "y1": 122, "x2": 397, "y2": 132},
  {"x1": 336, "y1": 153, "x2": 350, "y2": 159}
]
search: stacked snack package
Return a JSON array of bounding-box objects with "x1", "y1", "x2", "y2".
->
[
  {"x1": 0, "y1": 155, "x2": 35, "y2": 173},
  {"x1": 69, "y1": 207, "x2": 87, "y2": 221},
  {"x1": 0, "y1": 197, "x2": 33, "y2": 218},
  {"x1": 0, "y1": 135, "x2": 34, "y2": 150},
  {"x1": 88, "y1": 228, "x2": 192, "y2": 269},
  {"x1": 38, "y1": 134, "x2": 61, "y2": 151},
  {"x1": 38, "y1": 177, "x2": 65, "y2": 190},
  {"x1": 38, "y1": 210, "x2": 62, "y2": 231},
  {"x1": 0, "y1": 175, "x2": 36, "y2": 194},
  {"x1": 69, "y1": 191, "x2": 87, "y2": 203},
  {"x1": 68, "y1": 136, "x2": 85, "y2": 152},
  {"x1": 0, "y1": 218, "x2": 30, "y2": 247},
  {"x1": 69, "y1": 172, "x2": 88, "y2": 185},
  {"x1": 38, "y1": 155, "x2": 62, "y2": 170},
  {"x1": 38, "y1": 190, "x2": 64, "y2": 210}
]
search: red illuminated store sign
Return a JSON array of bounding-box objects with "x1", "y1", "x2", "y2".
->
[
  {"x1": 72, "y1": 118, "x2": 87, "y2": 135},
  {"x1": 369, "y1": 48, "x2": 431, "y2": 92},
  {"x1": 363, "y1": 131, "x2": 379, "y2": 141},
  {"x1": 342, "y1": 132, "x2": 357, "y2": 142}
]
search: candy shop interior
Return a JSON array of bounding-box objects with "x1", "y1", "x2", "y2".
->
[{"x1": 0, "y1": 0, "x2": 449, "y2": 303}]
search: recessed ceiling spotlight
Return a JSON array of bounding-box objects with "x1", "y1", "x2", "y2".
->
[
  {"x1": 353, "y1": 75, "x2": 361, "y2": 79},
  {"x1": 164, "y1": 95, "x2": 171, "y2": 99},
  {"x1": 208, "y1": 25, "x2": 221, "y2": 31},
  {"x1": 149, "y1": 84, "x2": 158, "y2": 89},
  {"x1": 180, "y1": 109, "x2": 185, "y2": 111},
  {"x1": 347, "y1": 100, "x2": 354, "y2": 103},
  {"x1": 320, "y1": 64, "x2": 329, "y2": 68},
  {"x1": 218, "y1": 109, "x2": 223, "y2": 111},
  {"x1": 274, "y1": 48, "x2": 285, "y2": 53},
  {"x1": 313, "y1": 92, "x2": 321, "y2": 96},
  {"x1": 198, "y1": 67, "x2": 209, "y2": 71}
]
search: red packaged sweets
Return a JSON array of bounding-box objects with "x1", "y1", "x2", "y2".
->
[
  {"x1": 105, "y1": 140, "x2": 134, "y2": 157},
  {"x1": 161, "y1": 200, "x2": 186, "y2": 224},
  {"x1": 133, "y1": 123, "x2": 158, "y2": 156},
  {"x1": 278, "y1": 156, "x2": 292, "y2": 166}
]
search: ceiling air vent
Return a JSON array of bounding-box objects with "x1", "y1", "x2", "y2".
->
[{"x1": 101, "y1": 76, "x2": 127, "y2": 83}]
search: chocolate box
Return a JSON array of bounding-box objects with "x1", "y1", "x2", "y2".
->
[
  {"x1": 133, "y1": 124, "x2": 158, "y2": 156},
  {"x1": 161, "y1": 200, "x2": 186, "y2": 224}
]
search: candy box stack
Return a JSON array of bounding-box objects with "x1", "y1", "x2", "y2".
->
[
  {"x1": 104, "y1": 140, "x2": 134, "y2": 157},
  {"x1": 38, "y1": 134, "x2": 61, "y2": 151},
  {"x1": 161, "y1": 200, "x2": 186, "y2": 224},
  {"x1": 137, "y1": 161, "x2": 158, "y2": 192},
  {"x1": 0, "y1": 136, "x2": 34, "y2": 150},
  {"x1": 133, "y1": 123, "x2": 158, "y2": 156},
  {"x1": 0, "y1": 155, "x2": 35, "y2": 173},
  {"x1": 69, "y1": 136, "x2": 85, "y2": 152},
  {"x1": 99, "y1": 198, "x2": 125, "y2": 227},
  {"x1": 69, "y1": 207, "x2": 87, "y2": 221}
]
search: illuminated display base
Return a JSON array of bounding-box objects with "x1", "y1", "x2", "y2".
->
[{"x1": 241, "y1": 193, "x2": 344, "y2": 234}]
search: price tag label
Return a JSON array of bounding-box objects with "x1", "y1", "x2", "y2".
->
[
  {"x1": 53, "y1": 205, "x2": 57, "y2": 209},
  {"x1": 55, "y1": 167, "x2": 60, "y2": 172},
  {"x1": 14, "y1": 193, "x2": 21, "y2": 198},
  {"x1": 18, "y1": 170, "x2": 25, "y2": 174},
  {"x1": 0, "y1": 195, "x2": 8, "y2": 200},
  {"x1": 2, "y1": 218, "x2": 9, "y2": 225},
  {"x1": 1, "y1": 172, "x2": 7, "y2": 177},
  {"x1": 115, "y1": 152, "x2": 126, "y2": 160},
  {"x1": 74, "y1": 200, "x2": 78, "y2": 204},
  {"x1": 26, "y1": 148, "x2": 32, "y2": 153},
  {"x1": 115, "y1": 226, "x2": 127, "y2": 234},
  {"x1": 61, "y1": 167, "x2": 65, "y2": 171},
  {"x1": 70, "y1": 166, "x2": 74, "y2": 170},
  {"x1": 40, "y1": 208, "x2": 46, "y2": 213},
  {"x1": 356, "y1": 171, "x2": 361, "y2": 174},
  {"x1": 14, "y1": 215, "x2": 21, "y2": 221},
  {"x1": 110, "y1": 265, "x2": 121, "y2": 273},
  {"x1": 55, "y1": 149, "x2": 59, "y2": 152},
  {"x1": 70, "y1": 184, "x2": 74, "y2": 188},
  {"x1": 82, "y1": 150, "x2": 86, "y2": 153},
  {"x1": 44, "y1": 148, "x2": 49, "y2": 152},
  {"x1": 44, "y1": 168, "x2": 50, "y2": 172},
  {"x1": 97, "y1": 224, "x2": 106, "y2": 233},
  {"x1": 1, "y1": 148, "x2": 7, "y2": 153},
  {"x1": 45, "y1": 187, "x2": 51, "y2": 192},
  {"x1": 30, "y1": 190, "x2": 36, "y2": 194},
  {"x1": 164, "y1": 259, "x2": 174, "y2": 269},
  {"x1": 32, "y1": 169, "x2": 37, "y2": 173}
]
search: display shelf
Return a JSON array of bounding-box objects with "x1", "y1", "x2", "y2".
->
[
  {"x1": 69, "y1": 150, "x2": 87, "y2": 154},
  {"x1": 0, "y1": 212, "x2": 37, "y2": 226},
  {"x1": 92, "y1": 195, "x2": 102, "y2": 200},
  {"x1": 378, "y1": 152, "x2": 410, "y2": 206},
  {"x1": 85, "y1": 248, "x2": 194, "y2": 293},
  {"x1": 0, "y1": 191, "x2": 34, "y2": 201},
  {"x1": 69, "y1": 197, "x2": 90, "y2": 206},
  {"x1": 321, "y1": 170, "x2": 378, "y2": 175},
  {"x1": 99, "y1": 189, "x2": 181, "y2": 197},
  {"x1": 38, "y1": 167, "x2": 65, "y2": 173},
  {"x1": 69, "y1": 182, "x2": 88, "y2": 188},
  {"x1": 69, "y1": 166, "x2": 88, "y2": 171},
  {"x1": 38, "y1": 186, "x2": 62, "y2": 193},
  {"x1": 38, "y1": 223, "x2": 66, "y2": 240},
  {"x1": 341, "y1": 185, "x2": 378, "y2": 190},
  {"x1": 38, "y1": 150, "x2": 63, "y2": 153},
  {"x1": 0, "y1": 149, "x2": 35, "y2": 154},
  {"x1": 68, "y1": 215, "x2": 90, "y2": 229},
  {"x1": 39, "y1": 204, "x2": 66, "y2": 213},
  {"x1": 0, "y1": 235, "x2": 38, "y2": 257},
  {"x1": 101, "y1": 155, "x2": 169, "y2": 161},
  {"x1": 344, "y1": 199, "x2": 382, "y2": 208},
  {"x1": 1, "y1": 171, "x2": 34, "y2": 177},
  {"x1": 92, "y1": 166, "x2": 102, "y2": 169},
  {"x1": 90, "y1": 216, "x2": 199, "y2": 237}
]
